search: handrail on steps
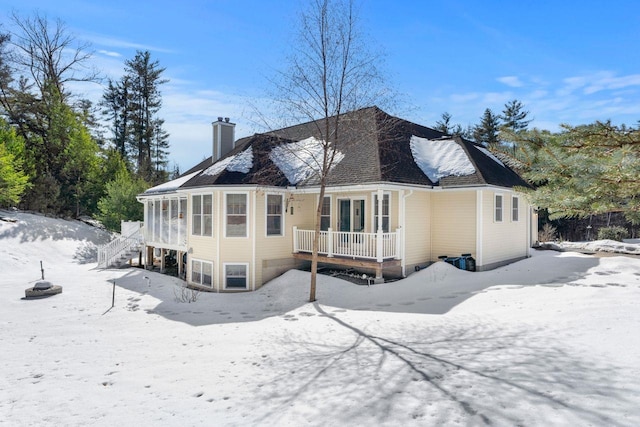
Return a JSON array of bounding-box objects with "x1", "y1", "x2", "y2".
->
[{"x1": 97, "y1": 227, "x2": 145, "y2": 268}]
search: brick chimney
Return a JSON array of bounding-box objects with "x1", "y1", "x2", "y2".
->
[{"x1": 212, "y1": 117, "x2": 236, "y2": 162}]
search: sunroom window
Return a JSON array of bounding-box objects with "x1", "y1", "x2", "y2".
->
[
  {"x1": 192, "y1": 194, "x2": 212, "y2": 236},
  {"x1": 226, "y1": 194, "x2": 247, "y2": 237}
]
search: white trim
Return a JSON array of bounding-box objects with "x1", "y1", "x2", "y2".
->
[
  {"x1": 265, "y1": 193, "x2": 285, "y2": 237},
  {"x1": 371, "y1": 191, "x2": 391, "y2": 233},
  {"x1": 223, "y1": 262, "x2": 249, "y2": 290},
  {"x1": 476, "y1": 190, "x2": 484, "y2": 267},
  {"x1": 400, "y1": 189, "x2": 412, "y2": 277},
  {"x1": 224, "y1": 191, "x2": 249, "y2": 238},
  {"x1": 252, "y1": 192, "x2": 257, "y2": 291},
  {"x1": 215, "y1": 191, "x2": 221, "y2": 292}
]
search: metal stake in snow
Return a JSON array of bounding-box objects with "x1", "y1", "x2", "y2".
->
[
  {"x1": 40, "y1": 261, "x2": 44, "y2": 280},
  {"x1": 102, "y1": 279, "x2": 116, "y2": 315},
  {"x1": 111, "y1": 280, "x2": 116, "y2": 308}
]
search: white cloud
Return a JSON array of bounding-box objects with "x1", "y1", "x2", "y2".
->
[
  {"x1": 497, "y1": 76, "x2": 524, "y2": 87},
  {"x1": 97, "y1": 50, "x2": 121, "y2": 58},
  {"x1": 82, "y1": 32, "x2": 174, "y2": 54}
]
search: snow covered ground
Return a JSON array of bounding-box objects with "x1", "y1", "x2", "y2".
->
[
  {"x1": 551, "y1": 239, "x2": 640, "y2": 256},
  {"x1": 1, "y1": 211, "x2": 640, "y2": 426}
]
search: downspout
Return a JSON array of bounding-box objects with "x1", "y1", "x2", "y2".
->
[
  {"x1": 252, "y1": 191, "x2": 257, "y2": 291},
  {"x1": 476, "y1": 190, "x2": 484, "y2": 269},
  {"x1": 215, "y1": 192, "x2": 221, "y2": 292},
  {"x1": 401, "y1": 189, "x2": 413, "y2": 277}
]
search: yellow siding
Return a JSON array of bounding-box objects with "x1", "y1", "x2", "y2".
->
[
  {"x1": 431, "y1": 191, "x2": 477, "y2": 260},
  {"x1": 403, "y1": 191, "x2": 431, "y2": 267},
  {"x1": 481, "y1": 190, "x2": 529, "y2": 266},
  {"x1": 253, "y1": 191, "x2": 315, "y2": 286},
  {"x1": 181, "y1": 186, "x2": 532, "y2": 289}
]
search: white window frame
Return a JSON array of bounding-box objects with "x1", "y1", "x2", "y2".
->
[
  {"x1": 265, "y1": 193, "x2": 284, "y2": 237},
  {"x1": 511, "y1": 196, "x2": 519, "y2": 222},
  {"x1": 225, "y1": 192, "x2": 249, "y2": 238},
  {"x1": 372, "y1": 192, "x2": 391, "y2": 233},
  {"x1": 190, "y1": 258, "x2": 213, "y2": 288},
  {"x1": 494, "y1": 193, "x2": 503, "y2": 223},
  {"x1": 223, "y1": 263, "x2": 249, "y2": 290},
  {"x1": 320, "y1": 195, "x2": 331, "y2": 231},
  {"x1": 191, "y1": 194, "x2": 213, "y2": 237}
]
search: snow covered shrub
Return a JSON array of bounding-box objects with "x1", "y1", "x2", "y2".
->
[
  {"x1": 538, "y1": 223, "x2": 558, "y2": 242},
  {"x1": 597, "y1": 226, "x2": 628, "y2": 242},
  {"x1": 174, "y1": 283, "x2": 200, "y2": 303}
]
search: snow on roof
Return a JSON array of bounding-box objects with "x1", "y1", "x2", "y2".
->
[
  {"x1": 409, "y1": 136, "x2": 476, "y2": 183},
  {"x1": 269, "y1": 137, "x2": 345, "y2": 185},
  {"x1": 202, "y1": 146, "x2": 254, "y2": 177},
  {"x1": 143, "y1": 169, "x2": 201, "y2": 194},
  {"x1": 477, "y1": 146, "x2": 506, "y2": 168}
]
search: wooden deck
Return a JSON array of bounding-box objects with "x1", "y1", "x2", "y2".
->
[{"x1": 292, "y1": 252, "x2": 401, "y2": 281}]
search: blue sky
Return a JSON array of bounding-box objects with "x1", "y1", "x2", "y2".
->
[{"x1": 2, "y1": 0, "x2": 639, "y2": 171}]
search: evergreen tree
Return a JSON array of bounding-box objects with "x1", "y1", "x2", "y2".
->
[
  {"x1": 473, "y1": 108, "x2": 501, "y2": 146},
  {"x1": 96, "y1": 169, "x2": 147, "y2": 231},
  {"x1": 100, "y1": 76, "x2": 131, "y2": 158},
  {"x1": 434, "y1": 112, "x2": 453, "y2": 134},
  {"x1": 504, "y1": 121, "x2": 640, "y2": 224},
  {"x1": 501, "y1": 99, "x2": 531, "y2": 132},
  {"x1": 124, "y1": 50, "x2": 169, "y2": 183}
]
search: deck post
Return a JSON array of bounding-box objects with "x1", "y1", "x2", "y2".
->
[
  {"x1": 293, "y1": 226, "x2": 299, "y2": 253},
  {"x1": 395, "y1": 227, "x2": 402, "y2": 260},
  {"x1": 374, "y1": 264, "x2": 384, "y2": 284},
  {"x1": 327, "y1": 227, "x2": 334, "y2": 257}
]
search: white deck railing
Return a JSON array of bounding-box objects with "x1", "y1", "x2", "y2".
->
[
  {"x1": 293, "y1": 227, "x2": 401, "y2": 262},
  {"x1": 97, "y1": 227, "x2": 145, "y2": 268}
]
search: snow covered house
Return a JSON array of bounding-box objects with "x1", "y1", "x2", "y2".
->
[{"x1": 136, "y1": 107, "x2": 537, "y2": 291}]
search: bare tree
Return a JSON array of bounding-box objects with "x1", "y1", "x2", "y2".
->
[
  {"x1": 8, "y1": 11, "x2": 99, "y2": 101},
  {"x1": 269, "y1": 0, "x2": 390, "y2": 301}
]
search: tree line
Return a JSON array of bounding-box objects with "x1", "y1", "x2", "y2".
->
[
  {"x1": 1, "y1": 7, "x2": 638, "y2": 240},
  {"x1": 434, "y1": 100, "x2": 640, "y2": 234},
  {"x1": 0, "y1": 12, "x2": 170, "y2": 229}
]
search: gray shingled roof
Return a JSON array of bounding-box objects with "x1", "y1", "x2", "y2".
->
[{"x1": 147, "y1": 106, "x2": 530, "y2": 194}]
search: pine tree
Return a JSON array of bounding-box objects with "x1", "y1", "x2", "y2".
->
[
  {"x1": 434, "y1": 112, "x2": 453, "y2": 134},
  {"x1": 501, "y1": 99, "x2": 531, "y2": 132},
  {"x1": 504, "y1": 121, "x2": 640, "y2": 224},
  {"x1": 473, "y1": 108, "x2": 501, "y2": 146},
  {"x1": 124, "y1": 50, "x2": 169, "y2": 183},
  {"x1": 100, "y1": 76, "x2": 131, "y2": 159}
]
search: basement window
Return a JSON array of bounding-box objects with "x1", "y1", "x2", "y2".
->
[
  {"x1": 191, "y1": 259, "x2": 213, "y2": 288},
  {"x1": 224, "y1": 264, "x2": 248, "y2": 289}
]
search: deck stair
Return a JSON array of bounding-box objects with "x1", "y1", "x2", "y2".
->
[{"x1": 97, "y1": 227, "x2": 145, "y2": 268}]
